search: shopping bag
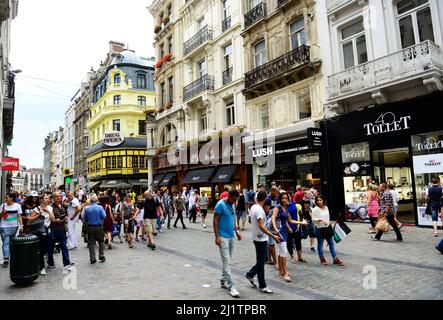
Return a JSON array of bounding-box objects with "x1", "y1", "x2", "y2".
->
[{"x1": 375, "y1": 215, "x2": 389, "y2": 232}]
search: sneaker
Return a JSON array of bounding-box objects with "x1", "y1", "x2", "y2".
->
[
  {"x1": 397, "y1": 238, "x2": 403, "y2": 242},
  {"x1": 371, "y1": 235, "x2": 380, "y2": 241},
  {"x1": 333, "y1": 258, "x2": 344, "y2": 266},
  {"x1": 229, "y1": 287, "x2": 240, "y2": 298},
  {"x1": 135, "y1": 237, "x2": 139, "y2": 242},
  {"x1": 47, "y1": 264, "x2": 56, "y2": 269},
  {"x1": 63, "y1": 263, "x2": 75, "y2": 271},
  {"x1": 99, "y1": 257, "x2": 106, "y2": 262},
  {"x1": 245, "y1": 274, "x2": 257, "y2": 287},
  {"x1": 3, "y1": 258, "x2": 9, "y2": 266},
  {"x1": 158, "y1": 229, "x2": 163, "y2": 233},
  {"x1": 221, "y1": 282, "x2": 229, "y2": 290},
  {"x1": 173, "y1": 225, "x2": 177, "y2": 228},
  {"x1": 40, "y1": 269, "x2": 47, "y2": 275},
  {"x1": 90, "y1": 260, "x2": 97, "y2": 264},
  {"x1": 203, "y1": 224, "x2": 206, "y2": 228},
  {"x1": 320, "y1": 257, "x2": 328, "y2": 265},
  {"x1": 151, "y1": 244, "x2": 156, "y2": 250},
  {"x1": 260, "y1": 287, "x2": 273, "y2": 294}
]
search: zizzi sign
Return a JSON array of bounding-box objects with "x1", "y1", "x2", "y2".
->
[
  {"x1": 103, "y1": 131, "x2": 125, "y2": 147},
  {"x1": 363, "y1": 112, "x2": 411, "y2": 136},
  {"x1": 415, "y1": 137, "x2": 443, "y2": 151}
]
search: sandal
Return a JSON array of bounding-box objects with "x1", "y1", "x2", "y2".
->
[
  {"x1": 298, "y1": 258, "x2": 307, "y2": 263},
  {"x1": 290, "y1": 258, "x2": 297, "y2": 264},
  {"x1": 283, "y1": 274, "x2": 292, "y2": 282}
]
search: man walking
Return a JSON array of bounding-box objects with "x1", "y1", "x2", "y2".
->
[
  {"x1": 83, "y1": 194, "x2": 106, "y2": 264},
  {"x1": 426, "y1": 177, "x2": 442, "y2": 237},
  {"x1": 373, "y1": 183, "x2": 403, "y2": 241},
  {"x1": 48, "y1": 192, "x2": 74, "y2": 270},
  {"x1": 173, "y1": 193, "x2": 187, "y2": 229},
  {"x1": 66, "y1": 191, "x2": 82, "y2": 250},
  {"x1": 136, "y1": 191, "x2": 162, "y2": 250},
  {"x1": 214, "y1": 190, "x2": 242, "y2": 298},
  {"x1": 245, "y1": 191, "x2": 280, "y2": 294}
]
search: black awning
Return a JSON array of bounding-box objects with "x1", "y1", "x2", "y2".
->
[
  {"x1": 151, "y1": 173, "x2": 166, "y2": 187},
  {"x1": 211, "y1": 166, "x2": 237, "y2": 183},
  {"x1": 182, "y1": 168, "x2": 216, "y2": 184},
  {"x1": 159, "y1": 172, "x2": 177, "y2": 186}
]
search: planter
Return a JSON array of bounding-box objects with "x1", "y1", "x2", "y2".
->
[
  {"x1": 155, "y1": 59, "x2": 164, "y2": 68},
  {"x1": 154, "y1": 25, "x2": 162, "y2": 33},
  {"x1": 162, "y1": 53, "x2": 172, "y2": 62},
  {"x1": 165, "y1": 102, "x2": 173, "y2": 109}
]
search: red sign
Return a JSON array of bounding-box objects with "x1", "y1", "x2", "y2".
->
[{"x1": 2, "y1": 158, "x2": 20, "y2": 171}]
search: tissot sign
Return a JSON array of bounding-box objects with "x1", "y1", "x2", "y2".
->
[
  {"x1": 103, "y1": 131, "x2": 125, "y2": 147},
  {"x1": 363, "y1": 112, "x2": 411, "y2": 136},
  {"x1": 413, "y1": 154, "x2": 443, "y2": 174}
]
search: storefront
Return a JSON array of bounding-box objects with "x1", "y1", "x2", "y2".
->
[
  {"x1": 246, "y1": 129, "x2": 323, "y2": 193},
  {"x1": 321, "y1": 92, "x2": 443, "y2": 227}
]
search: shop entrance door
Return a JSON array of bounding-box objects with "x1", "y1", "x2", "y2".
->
[{"x1": 372, "y1": 148, "x2": 415, "y2": 223}]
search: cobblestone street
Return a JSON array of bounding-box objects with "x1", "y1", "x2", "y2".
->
[{"x1": 0, "y1": 215, "x2": 442, "y2": 300}]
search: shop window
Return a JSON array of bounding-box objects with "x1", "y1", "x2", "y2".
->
[
  {"x1": 397, "y1": 0, "x2": 434, "y2": 49},
  {"x1": 297, "y1": 92, "x2": 311, "y2": 120},
  {"x1": 340, "y1": 19, "x2": 367, "y2": 69}
]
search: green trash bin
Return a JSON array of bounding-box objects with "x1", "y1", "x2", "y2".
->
[{"x1": 9, "y1": 234, "x2": 40, "y2": 285}]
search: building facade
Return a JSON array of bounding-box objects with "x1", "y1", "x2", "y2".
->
[
  {"x1": 317, "y1": 0, "x2": 443, "y2": 226},
  {"x1": 148, "y1": 0, "x2": 249, "y2": 199},
  {"x1": 86, "y1": 48, "x2": 156, "y2": 190},
  {"x1": 25, "y1": 168, "x2": 44, "y2": 192},
  {"x1": 64, "y1": 102, "x2": 75, "y2": 191},
  {"x1": 0, "y1": 0, "x2": 19, "y2": 199},
  {"x1": 242, "y1": 0, "x2": 324, "y2": 191}
]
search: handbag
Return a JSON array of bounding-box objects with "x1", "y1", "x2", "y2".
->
[
  {"x1": 375, "y1": 214, "x2": 389, "y2": 232},
  {"x1": 29, "y1": 207, "x2": 46, "y2": 235},
  {"x1": 319, "y1": 225, "x2": 334, "y2": 238}
]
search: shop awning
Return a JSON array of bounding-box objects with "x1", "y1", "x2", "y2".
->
[
  {"x1": 182, "y1": 168, "x2": 215, "y2": 184},
  {"x1": 151, "y1": 174, "x2": 165, "y2": 187},
  {"x1": 211, "y1": 166, "x2": 237, "y2": 183},
  {"x1": 131, "y1": 179, "x2": 150, "y2": 187},
  {"x1": 114, "y1": 182, "x2": 132, "y2": 189},
  {"x1": 159, "y1": 172, "x2": 177, "y2": 186},
  {"x1": 88, "y1": 181, "x2": 101, "y2": 189},
  {"x1": 100, "y1": 180, "x2": 120, "y2": 189}
]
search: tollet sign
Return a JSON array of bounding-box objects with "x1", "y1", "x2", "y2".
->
[{"x1": 1, "y1": 158, "x2": 20, "y2": 171}]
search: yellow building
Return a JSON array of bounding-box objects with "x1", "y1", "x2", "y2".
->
[{"x1": 86, "y1": 50, "x2": 156, "y2": 190}]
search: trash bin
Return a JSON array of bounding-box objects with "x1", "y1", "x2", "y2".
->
[{"x1": 9, "y1": 234, "x2": 40, "y2": 285}]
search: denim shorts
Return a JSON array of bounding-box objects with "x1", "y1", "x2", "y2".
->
[{"x1": 268, "y1": 236, "x2": 276, "y2": 246}]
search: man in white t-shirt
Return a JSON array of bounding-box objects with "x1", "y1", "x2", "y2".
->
[
  {"x1": 66, "y1": 191, "x2": 82, "y2": 249},
  {"x1": 77, "y1": 188, "x2": 84, "y2": 201},
  {"x1": 245, "y1": 191, "x2": 280, "y2": 294}
]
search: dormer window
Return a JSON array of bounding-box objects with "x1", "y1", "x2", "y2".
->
[{"x1": 114, "y1": 74, "x2": 121, "y2": 85}]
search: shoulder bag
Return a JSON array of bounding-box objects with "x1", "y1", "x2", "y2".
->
[
  {"x1": 319, "y1": 225, "x2": 334, "y2": 239},
  {"x1": 29, "y1": 207, "x2": 46, "y2": 235},
  {"x1": 375, "y1": 213, "x2": 389, "y2": 232}
]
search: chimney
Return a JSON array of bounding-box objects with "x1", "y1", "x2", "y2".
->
[{"x1": 109, "y1": 41, "x2": 125, "y2": 57}]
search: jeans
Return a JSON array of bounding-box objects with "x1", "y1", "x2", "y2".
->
[
  {"x1": 431, "y1": 208, "x2": 440, "y2": 222},
  {"x1": 189, "y1": 206, "x2": 197, "y2": 223},
  {"x1": 219, "y1": 237, "x2": 235, "y2": 289},
  {"x1": 246, "y1": 241, "x2": 268, "y2": 289},
  {"x1": 36, "y1": 233, "x2": 49, "y2": 271},
  {"x1": 173, "y1": 211, "x2": 186, "y2": 228},
  {"x1": 0, "y1": 226, "x2": 17, "y2": 259},
  {"x1": 315, "y1": 227, "x2": 337, "y2": 259},
  {"x1": 165, "y1": 207, "x2": 172, "y2": 228},
  {"x1": 157, "y1": 216, "x2": 161, "y2": 231},
  {"x1": 375, "y1": 214, "x2": 403, "y2": 240},
  {"x1": 47, "y1": 230, "x2": 71, "y2": 267}
]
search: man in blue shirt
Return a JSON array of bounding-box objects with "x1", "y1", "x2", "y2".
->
[
  {"x1": 83, "y1": 194, "x2": 106, "y2": 264},
  {"x1": 213, "y1": 189, "x2": 241, "y2": 298}
]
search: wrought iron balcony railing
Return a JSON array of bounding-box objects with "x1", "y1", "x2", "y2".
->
[
  {"x1": 222, "y1": 68, "x2": 233, "y2": 86},
  {"x1": 222, "y1": 16, "x2": 231, "y2": 32},
  {"x1": 327, "y1": 41, "x2": 443, "y2": 99},
  {"x1": 245, "y1": 45, "x2": 310, "y2": 89},
  {"x1": 183, "y1": 25, "x2": 213, "y2": 56},
  {"x1": 244, "y1": 2, "x2": 266, "y2": 29},
  {"x1": 277, "y1": 0, "x2": 290, "y2": 7},
  {"x1": 183, "y1": 74, "x2": 214, "y2": 102}
]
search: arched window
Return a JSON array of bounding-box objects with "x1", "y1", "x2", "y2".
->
[
  {"x1": 160, "y1": 123, "x2": 178, "y2": 146},
  {"x1": 114, "y1": 74, "x2": 121, "y2": 85}
]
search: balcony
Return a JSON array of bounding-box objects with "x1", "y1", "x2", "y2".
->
[
  {"x1": 277, "y1": 0, "x2": 290, "y2": 7},
  {"x1": 327, "y1": 41, "x2": 443, "y2": 101},
  {"x1": 183, "y1": 75, "x2": 214, "y2": 102},
  {"x1": 223, "y1": 68, "x2": 233, "y2": 86},
  {"x1": 222, "y1": 16, "x2": 231, "y2": 33},
  {"x1": 244, "y1": 45, "x2": 314, "y2": 98},
  {"x1": 244, "y1": 2, "x2": 266, "y2": 30},
  {"x1": 183, "y1": 25, "x2": 213, "y2": 57}
]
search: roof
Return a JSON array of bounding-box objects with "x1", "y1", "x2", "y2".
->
[{"x1": 110, "y1": 50, "x2": 155, "y2": 68}]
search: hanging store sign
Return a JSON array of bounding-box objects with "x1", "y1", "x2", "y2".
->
[
  {"x1": 307, "y1": 128, "x2": 323, "y2": 149},
  {"x1": 363, "y1": 112, "x2": 411, "y2": 136},
  {"x1": 1, "y1": 158, "x2": 20, "y2": 171},
  {"x1": 103, "y1": 131, "x2": 125, "y2": 147}
]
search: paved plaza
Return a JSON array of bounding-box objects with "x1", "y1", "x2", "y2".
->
[{"x1": 0, "y1": 215, "x2": 442, "y2": 300}]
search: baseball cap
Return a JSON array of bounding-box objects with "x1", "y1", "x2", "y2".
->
[{"x1": 30, "y1": 191, "x2": 39, "y2": 197}]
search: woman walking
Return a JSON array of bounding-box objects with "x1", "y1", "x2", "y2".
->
[
  {"x1": 366, "y1": 185, "x2": 380, "y2": 234},
  {"x1": 198, "y1": 192, "x2": 209, "y2": 228},
  {"x1": 21, "y1": 193, "x2": 39, "y2": 234},
  {"x1": 287, "y1": 202, "x2": 308, "y2": 264},
  {"x1": 0, "y1": 193, "x2": 23, "y2": 266},
  {"x1": 121, "y1": 195, "x2": 136, "y2": 248},
  {"x1": 29, "y1": 194, "x2": 53, "y2": 275},
  {"x1": 173, "y1": 193, "x2": 187, "y2": 229},
  {"x1": 312, "y1": 195, "x2": 344, "y2": 266},
  {"x1": 100, "y1": 196, "x2": 114, "y2": 249},
  {"x1": 236, "y1": 190, "x2": 247, "y2": 231},
  {"x1": 271, "y1": 192, "x2": 306, "y2": 282}
]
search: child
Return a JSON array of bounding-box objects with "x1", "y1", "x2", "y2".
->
[{"x1": 111, "y1": 213, "x2": 123, "y2": 243}]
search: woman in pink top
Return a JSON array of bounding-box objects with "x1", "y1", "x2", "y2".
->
[{"x1": 366, "y1": 185, "x2": 380, "y2": 234}]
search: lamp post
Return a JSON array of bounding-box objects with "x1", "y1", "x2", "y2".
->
[{"x1": 146, "y1": 111, "x2": 157, "y2": 191}]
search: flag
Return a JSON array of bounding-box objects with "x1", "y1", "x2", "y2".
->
[{"x1": 334, "y1": 220, "x2": 351, "y2": 243}]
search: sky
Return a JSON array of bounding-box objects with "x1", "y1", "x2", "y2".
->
[{"x1": 9, "y1": 0, "x2": 155, "y2": 169}]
